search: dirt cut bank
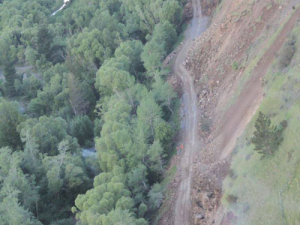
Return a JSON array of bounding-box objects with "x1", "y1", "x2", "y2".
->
[
  {"x1": 185, "y1": 0, "x2": 300, "y2": 224},
  {"x1": 157, "y1": 0, "x2": 300, "y2": 224}
]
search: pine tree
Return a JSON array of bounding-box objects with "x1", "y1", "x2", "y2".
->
[
  {"x1": 37, "y1": 26, "x2": 53, "y2": 61},
  {"x1": 251, "y1": 112, "x2": 284, "y2": 158},
  {"x1": 3, "y1": 60, "x2": 17, "y2": 97}
]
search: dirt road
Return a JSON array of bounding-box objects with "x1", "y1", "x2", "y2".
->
[{"x1": 173, "y1": 1, "x2": 208, "y2": 224}]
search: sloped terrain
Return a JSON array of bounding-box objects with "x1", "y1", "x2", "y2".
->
[{"x1": 183, "y1": 0, "x2": 300, "y2": 224}]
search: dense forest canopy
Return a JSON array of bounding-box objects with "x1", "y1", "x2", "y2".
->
[{"x1": 0, "y1": 0, "x2": 185, "y2": 224}]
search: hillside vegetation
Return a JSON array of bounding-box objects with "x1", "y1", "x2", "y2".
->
[
  {"x1": 0, "y1": 0, "x2": 186, "y2": 224},
  {"x1": 222, "y1": 17, "x2": 300, "y2": 225}
]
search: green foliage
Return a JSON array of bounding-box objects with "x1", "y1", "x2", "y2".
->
[
  {"x1": 160, "y1": 0, "x2": 182, "y2": 30},
  {"x1": 138, "y1": 203, "x2": 148, "y2": 218},
  {"x1": 0, "y1": 0, "x2": 183, "y2": 223},
  {"x1": 98, "y1": 209, "x2": 148, "y2": 225},
  {"x1": 0, "y1": 36, "x2": 18, "y2": 97},
  {"x1": 18, "y1": 116, "x2": 79, "y2": 155},
  {"x1": 155, "y1": 121, "x2": 174, "y2": 153},
  {"x1": 142, "y1": 21, "x2": 177, "y2": 74},
  {"x1": 227, "y1": 194, "x2": 238, "y2": 204},
  {"x1": 278, "y1": 36, "x2": 296, "y2": 69},
  {"x1": 148, "y1": 183, "x2": 164, "y2": 210},
  {"x1": 42, "y1": 139, "x2": 90, "y2": 194},
  {"x1": 0, "y1": 189, "x2": 42, "y2": 225},
  {"x1": 127, "y1": 165, "x2": 149, "y2": 204},
  {"x1": 95, "y1": 58, "x2": 135, "y2": 95},
  {"x1": 251, "y1": 112, "x2": 285, "y2": 158},
  {"x1": 15, "y1": 75, "x2": 43, "y2": 99},
  {"x1": 0, "y1": 147, "x2": 39, "y2": 218},
  {"x1": 37, "y1": 26, "x2": 53, "y2": 61},
  {"x1": 28, "y1": 72, "x2": 71, "y2": 116},
  {"x1": 232, "y1": 61, "x2": 239, "y2": 70},
  {"x1": 73, "y1": 168, "x2": 136, "y2": 224},
  {"x1": 137, "y1": 92, "x2": 163, "y2": 139},
  {"x1": 0, "y1": 99, "x2": 23, "y2": 149},
  {"x1": 114, "y1": 40, "x2": 145, "y2": 78},
  {"x1": 69, "y1": 115, "x2": 94, "y2": 146},
  {"x1": 67, "y1": 73, "x2": 94, "y2": 116},
  {"x1": 68, "y1": 25, "x2": 125, "y2": 70}
]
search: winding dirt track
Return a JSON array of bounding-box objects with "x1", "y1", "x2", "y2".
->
[{"x1": 173, "y1": 1, "x2": 208, "y2": 224}]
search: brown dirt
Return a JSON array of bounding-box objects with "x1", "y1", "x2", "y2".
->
[
  {"x1": 219, "y1": 5, "x2": 300, "y2": 160},
  {"x1": 187, "y1": 0, "x2": 300, "y2": 225},
  {"x1": 159, "y1": 0, "x2": 300, "y2": 224},
  {"x1": 200, "y1": 0, "x2": 219, "y2": 16}
]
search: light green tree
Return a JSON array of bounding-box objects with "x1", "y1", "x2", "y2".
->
[
  {"x1": 137, "y1": 92, "x2": 162, "y2": 138},
  {"x1": 18, "y1": 116, "x2": 79, "y2": 155},
  {"x1": 95, "y1": 58, "x2": 135, "y2": 96},
  {"x1": 0, "y1": 147, "x2": 39, "y2": 213},
  {"x1": 72, "y1": 168, "x2": 137, "y2": 225},
  {"x1": 0, "y1": 187, "x2": 41, "y2": 225},
  {"x1": 42, "y1": 139, "x2": 89, "y2": 195}
]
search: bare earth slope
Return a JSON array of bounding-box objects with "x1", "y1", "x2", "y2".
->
[
  {"x1": 181, "y1": 0, "x2": 300, "y2": 224},
  {"x1": 220, "y1": 5, "x2": 300, "y2": 160},
  {"x1": 161, "y1": 0, "x2": 300, "y2": 224}
]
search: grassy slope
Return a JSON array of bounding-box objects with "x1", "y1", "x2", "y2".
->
[{"x1": 221, "y1": 22, "x2": 300, "y2": 224}]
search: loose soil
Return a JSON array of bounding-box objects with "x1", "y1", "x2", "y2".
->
[{"x1": 158, "y1": 0, "x2": 300, "y2": 224}]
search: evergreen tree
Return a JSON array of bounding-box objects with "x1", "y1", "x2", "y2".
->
[
  {"x1": 0, "y1": 36, "x2": 17, "y2": 97},
  {"x1": 0, "y1": 100, "x2": 23, "y2": 149},
  {"x1": 3, "y1": 60, "x2": 17, "y2": 97},
  {"x1": 37, "y1": 26, "x2": 53, "y2": 61},
  {"x1": 251, "y1": 112, "x2": 284, "y2": 158}
]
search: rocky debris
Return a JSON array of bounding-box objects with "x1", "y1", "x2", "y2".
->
[
  {"x1": 185, "y1": 0, "x2": 280, "y2": 138},
  {"x1": 164, "y1": 50, "x2": 177, "y2": 65},
  {"x1": 200, "y1": 0, "x2": 219, "y2": 16},
  {"x1": 183, "y1": 0, "x2": 194, "y2": 22},
  {"x1": 188, "y1": 1, "x2": 283, "y2": 224},
  {"x1": 191, "y1": 160, "x2": 230, "y2": 225}
]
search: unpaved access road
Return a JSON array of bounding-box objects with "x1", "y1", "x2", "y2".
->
[{"x1": 173, "y1": 1, "x2": 208, "y2": 225}]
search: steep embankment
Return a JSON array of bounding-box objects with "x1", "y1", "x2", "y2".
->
[{"x1": 183, "y1": 0, "x2": 300, "y2": 224}]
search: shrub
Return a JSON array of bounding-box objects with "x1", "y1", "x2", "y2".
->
[
  {"x1": 278, "y1": 36, "x2": 296, "y2": 69},
  {"x1": 201, "y1": 118, "x2": 212, "y2": 133},
  {"x1": 232, "y1": 61, "x2": 239, "y2": 70},
  {"x1": 227, "y1": 194, "x2": 238, "y2": 204}
]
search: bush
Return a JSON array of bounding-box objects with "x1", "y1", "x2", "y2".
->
[
  {"x1": 278, "y1": 36, "x2": 296, "y2": 69},
  {"x1": 227, "y1": 194, "x2": 238, "y2": 204},
  {"x1": 232, "y1": 61, "x2": 239, "y2": 70}
]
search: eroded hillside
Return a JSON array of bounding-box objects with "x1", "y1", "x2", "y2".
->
[{"x1": 183, "y1": 0, "x2": 300, "y2": 224}]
